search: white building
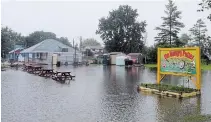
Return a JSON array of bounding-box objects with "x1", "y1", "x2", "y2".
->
[{"x1": 21, "y1": 39, "x2": 82, "y2": 65}]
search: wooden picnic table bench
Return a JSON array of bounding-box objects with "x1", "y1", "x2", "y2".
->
[
  {"x1": 22, "y1": 64, "x2": 31, "y2": 71},
  {"x1": 26, "y1": 65, "x2": 33, "y2": 72},
  {"x1": 26, "y1": 65, "x2": 42, "y2": 73},
  {"x1": 30, "y1": 65, "x2": 42, "y2": 74},
  {"x1": 39, "y1": 69, "x2": 54, "y2": 77},
  {"x1": 52, "y1": 71, "x2": 75, "y2": 83}
]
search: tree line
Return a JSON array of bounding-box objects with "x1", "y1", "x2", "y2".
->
[
  {"x1": 1, "y1": 27, "x2": 74, "y2": 58},
  {"x1": 96, "y1": 0, "x2": 211, "y2": 63},
  {"x1": 2, "y1": 0, "x2": 210, "y2": 62},
  {"x1": 1, "y1": 26, "x2": 102, "y2": 58}
]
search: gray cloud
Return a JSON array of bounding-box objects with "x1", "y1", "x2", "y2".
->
[{"x1": 2, "y1": 0, "x2": 210, "y2": 46}]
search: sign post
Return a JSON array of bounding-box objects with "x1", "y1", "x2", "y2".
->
[{"x1": 157, "y1": 47, "x2": 201, "y2": 90}]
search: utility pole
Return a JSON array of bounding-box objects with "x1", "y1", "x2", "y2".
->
[
  {"x1": 72, "y1": 38, "x2": 77, "y2": 64},
  {"x1": 73, "y1": 39, "x2": 75, "y2": 64},
  {"x1": 74, "y1": 41, "x2": 77, "y2": 63}
]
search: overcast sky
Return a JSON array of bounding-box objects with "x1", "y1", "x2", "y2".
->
[{"x1": 1, "y1": 0, "x2": 211, "y2": 46}]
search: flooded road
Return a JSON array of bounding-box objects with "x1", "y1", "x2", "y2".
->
[{"x1": 2, "y1": 65, "x2": 211, "y2": 122}]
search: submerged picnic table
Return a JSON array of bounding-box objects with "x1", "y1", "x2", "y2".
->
[
  {"x1": 52, "y1": 71, "x2": 75, "y2": 83},
  {"x1": 24, "y1": 64, "x2": 42, "y2": 74},
  {"x1": 30, "y1": 65, "x2": 42, "y2": 74},
  {"x1": 23, "y1": 64, "x2": 33, "y2": 72},
  {"x1": 39, "y1": 69, "x2": 54, "y2": 77},
  {"x1": 23, "y1": 63, "x2": 35, "y2": 71}
]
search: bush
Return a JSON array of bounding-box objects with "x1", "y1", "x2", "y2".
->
[{"x1": 140, "y1": 83, "x2": 197, "y2": 93}]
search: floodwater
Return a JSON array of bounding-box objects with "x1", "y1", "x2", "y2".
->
[{"x1": 1, "y1": 65, "x2": 211, "y2": 122}]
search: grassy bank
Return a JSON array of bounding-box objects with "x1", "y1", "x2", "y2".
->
[
  {"x1": 144, "y1": 64, "x2": 157, "y2": 68},
  {"x1": 140, "y1": 83, "x2": 197, "y2": 93},
  {"x1": 144, "y1": 64, "x2": 211, "y2": 70},
  {"x1": 201, "y1": 64, "x2": 211, "y2": 70},
  {"x1": 181, "y1": 114, "x2": 211, "y2": 122}
]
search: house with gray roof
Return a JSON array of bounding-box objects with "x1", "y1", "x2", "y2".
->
[{"x1": 21, "y1": 39, "x2": 82, "y2": 65}]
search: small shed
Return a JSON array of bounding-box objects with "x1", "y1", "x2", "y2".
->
[
  {"x1": 8, "y1": 48, "x2": 24, "y2": 62},
  {"x1": 116, "y1": 55, "x2": 130, "y2": 66},
  {"x1": 109, "y1": 52, "x2": 124, "y2": 65},
  {"x1": 127, "y1": 53, "x2": 143, "y2": 64}
]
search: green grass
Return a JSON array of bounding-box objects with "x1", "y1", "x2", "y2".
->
[
  {"x1": 201, "y1": 64, "x2": 211, "y2": 70},
  {"x1": 144, "y1": 64, "x2": 157, "y2": 68},
  {"x1": 181, "y1": 114, "x2": 211, "y2": 122},
  {"x1": 144, "y1": 64, "x2": 211, "y2": 70},
  {"x1": 140, "y1": 83, "x2": 197, "y2": 93}
]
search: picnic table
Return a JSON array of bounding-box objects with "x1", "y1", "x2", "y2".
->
[
  {"x1": 25, "y1": 65, "x2": 33, "y2": 72},
  {"x1": 23, "y1": 63, "x2": 33, "y2": 71},
  {"x1": 39, "y1": 69, "x2": 54, "y2": 77},
  {"x1": 52, "y1": 71, "x2": 75, "y2": 83},
  {"x1": 30, "y1": 65, "x2": 42, "y2": 74},
  {"x1": 24, "y1": 64, "x2": 41, "y2": 73}
]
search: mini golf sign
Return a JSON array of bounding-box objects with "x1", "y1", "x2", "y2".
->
[{"x1": 157, "y1": 47, "x2": 201, "y2": 90}]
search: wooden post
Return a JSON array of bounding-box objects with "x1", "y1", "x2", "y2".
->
[
  {"x1": 196, "y1": 47, "x2": 201, "y2": 90},
  {"x1": 157, "y1": 48, "x2": 161, "y2": 84}
]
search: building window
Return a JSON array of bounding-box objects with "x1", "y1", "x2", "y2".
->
[
  {"x1": 36, "y1": 53, "x2": 40, "y2": 58},
  {"x1": 40, "y1": 53, "x2": 47, "y2": 60},
  {"x1": 62, "y1": 48, "x2": 68, "y2": 52}
]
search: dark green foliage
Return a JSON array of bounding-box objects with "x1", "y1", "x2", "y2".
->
[
  {"x1": 155, "y1": 0, "x2": 184, "y2": 47},
  {"x1": 1, "y1": 26, "x2": 25, "y2": 58},
  {"x1": 1, "y1": 26, "x2": 74, "y2": 58},
  {"x1": 189, "y1": 19, "x2": 211, "y2": 60},
  {"x1": 198, "y1": 0, "x2": 211, "y2": 21},
  {"x1": 25, "y1": 31, "x2": 72, "y2": 48},
  {"x1": 189, "y1": 19, "x2": 207, "y2": 46},
  {"x1": 25, "y1": 31, "x2": 57, "y2": 47},
  {"x1": 179, "y1": 33, "x2": 191, "y2": 45},
  {"x1": 57, "y1": 37, "x2": 72, "y2": 47},
  {"x1": 96, "y1": 5, "x2": 147, "y2": 54},
  {"x1": 145, "y1": 46, "x2": 157, "y2": 64}
]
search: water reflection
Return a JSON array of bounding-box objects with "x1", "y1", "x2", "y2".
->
[{"x1": 1, "y1": 65, "x2": 211, "y2": 122}]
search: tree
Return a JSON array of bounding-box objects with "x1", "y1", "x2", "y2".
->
[
  {"x1": 1, "y1": 26, "x2": 25, "y2": 58},
  {"x1": 198, "y1": 0, "x2": 211, "y2": 21},
  {"x1": 155, "y1": 0, "x2": 184, "y2": 47},
  {"x1": 57, "y1": 37, "x2": 72, "y2": 47},
  {"x1": 189, "y1": 19, "x2": 207, "y2": 46},
  {"x1": 96, "y1": 5, "x2": 147, "y2": 53},
  {"x1": 203, "y1": 36, "x2": 211, "y2": 60},
  {"x1": 82, "y1": 38, "x2": 101, "y2": 47},
  {"x1": 25, "y1": 31, "x2": 72, "y2": 47},
  {"x1": 189, "y1": 19, "x2": 210, "y2": 60},
  {"x1": 145, "y1": 45, "x2": 157, "y2": 64},
  {"x1": 179, "y1": 33, "x2": 191, "y2": 45},
  {"x1": 25, "y1": 31, "x2": 57, "y2": 47}
]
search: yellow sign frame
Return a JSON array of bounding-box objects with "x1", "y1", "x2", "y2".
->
[{"x1": 157, "y1": 47, "x2": 201, "y2": 90}]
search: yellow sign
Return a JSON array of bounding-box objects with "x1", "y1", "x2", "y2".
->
[{"x1": 157, "y1": 47, "x2": 201, "y2": 90}]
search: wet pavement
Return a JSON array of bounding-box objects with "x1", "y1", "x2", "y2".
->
[{"x1": 1, "y1": 65, "x2": 211, "y2": 122}]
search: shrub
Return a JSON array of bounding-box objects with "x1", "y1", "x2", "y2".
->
[{"x1": 140, "y1": 83, "x2": 196, "y2": 93}]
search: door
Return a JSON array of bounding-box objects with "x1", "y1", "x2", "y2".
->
[{"x1": 52, "y1": 54, "x2": 58, "y2": 65}]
